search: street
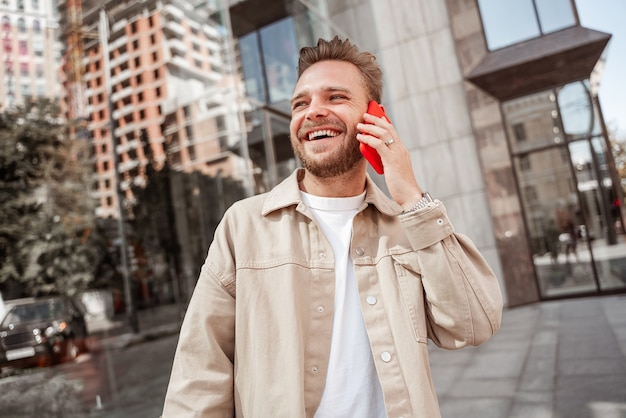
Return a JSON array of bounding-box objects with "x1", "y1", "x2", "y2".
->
[{"x1": 0, "y1": 333, "x2": 178, "y2": 418}]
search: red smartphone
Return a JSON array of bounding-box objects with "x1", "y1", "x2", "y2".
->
[{"x1": 359, "y1": 101, "x2": 390, "y2": 174}]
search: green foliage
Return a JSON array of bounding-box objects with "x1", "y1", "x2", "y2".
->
[{"x1": 0, "y1": 98, "x2": 113, "y2": 297}]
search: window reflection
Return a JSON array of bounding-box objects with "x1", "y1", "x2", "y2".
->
[
  {"x1": 502, "y1": 90, "x2": 562, "y2": 154},
  {"x1": 260, "y1": 18, "x2": 298, "y2": 105},
  {"x1": 238, "y1": 17, "x2": 298, "y2": 109},
  {"x1": 503, "y1": 82, "x2": 626, "y2": 297},
  {"x1": 478, "y1": 0, "x2": 576, "y2": 50},
  {"x1": 239, "y1": 32, "x2": 266, "y2": 104}
]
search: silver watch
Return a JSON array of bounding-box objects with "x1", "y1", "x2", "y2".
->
[{"x1": 404, "y1": 191, "x2": 434, "y2": 213}]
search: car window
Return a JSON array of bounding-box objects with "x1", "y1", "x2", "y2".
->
[{"x1": 1, "y1": 299, "x2": 68, "y2": 327}]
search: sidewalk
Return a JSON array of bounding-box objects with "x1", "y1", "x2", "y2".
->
[
  {"x1": 86, "y1": 303, "x2": 183, "y2": 351},
  {"x1": 87, "y1": 296, "x2": 626, "y2": 418},
  {"x1": 429, "y1": 294, "x2": 626, "y2": 418}
]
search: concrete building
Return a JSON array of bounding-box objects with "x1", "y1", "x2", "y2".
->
[{"x1": 0, "y1": 0, "x2": 60, "y2": 109}]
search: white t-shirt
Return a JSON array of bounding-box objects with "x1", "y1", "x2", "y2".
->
[{"x1": 302, "y1": 191, "x2": 387, "y2": 418}]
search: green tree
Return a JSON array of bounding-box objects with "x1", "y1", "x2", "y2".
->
[{"x1": 0, "y1": 98, "x2": 112, "y2": 297}]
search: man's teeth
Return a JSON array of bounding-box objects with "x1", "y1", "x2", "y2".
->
[{"x1": 308, "y1": 130, "x2": 339, "y2": 141}]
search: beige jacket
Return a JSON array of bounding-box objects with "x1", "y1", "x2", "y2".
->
[{"x1": 162, "y1": 169, "x2": 503, "y2": 418}]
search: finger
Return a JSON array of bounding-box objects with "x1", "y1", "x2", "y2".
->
[
  {"x1": 362, "y1": 112, "x2": 392, "y2": 127},
  {"x1": 357, "y1": 122, "x2": 394, "y2": 142},
  {"x1": 357, "y1": 133, "x2": 394, "y2": 153}
]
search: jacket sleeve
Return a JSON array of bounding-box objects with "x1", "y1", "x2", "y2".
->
[
  {"x1": 161, "y1": 214, "x2": 237, "y2": 417},
  {"x1": 399, "y1": 201, "x2": 503, "y2": 349}
]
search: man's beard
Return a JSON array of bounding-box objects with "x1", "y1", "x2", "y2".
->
[{"x1": 291, "y1": 124, "x2": 363, "y2": 178}]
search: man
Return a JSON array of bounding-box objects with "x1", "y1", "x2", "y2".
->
[{"x1": 162, "y1": 37, "x2": 503, "y2": 418}]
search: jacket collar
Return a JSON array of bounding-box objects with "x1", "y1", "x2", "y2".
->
[{"x1": 261, "y1": 168, "x2": 402, "y2": 217}]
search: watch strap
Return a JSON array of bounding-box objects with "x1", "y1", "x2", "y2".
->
[{"x1": 404, "y1": 191, "x2": 433, "y2": 213}]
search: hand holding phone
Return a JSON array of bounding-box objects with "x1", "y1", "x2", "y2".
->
[{"x1": 359, "y1": 101, "x2": 390, "y2": 174}]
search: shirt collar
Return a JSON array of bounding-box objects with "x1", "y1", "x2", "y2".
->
[{"x1": 261, "y1": 168, "x2": 402, "y2": 217}]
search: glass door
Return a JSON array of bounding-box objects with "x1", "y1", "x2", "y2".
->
[
  {"x1": 504, "y1": 81, "x2": 626, "y2": 298},
  {"x1": 514, "y1": 147, "x2": 599, "y2": 297}
]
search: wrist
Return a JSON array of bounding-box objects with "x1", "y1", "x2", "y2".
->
[{"x1": 402, "y1": 191, "x2": 433, "y2": 213}]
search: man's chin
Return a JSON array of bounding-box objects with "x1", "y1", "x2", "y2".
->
[{"x1": 299, "y1": 154, "x2": 363, "y2": 178}]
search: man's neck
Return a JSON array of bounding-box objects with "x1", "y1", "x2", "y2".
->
[{"x1": 298, "y1": 168, "x2": 367, "y2": 198}]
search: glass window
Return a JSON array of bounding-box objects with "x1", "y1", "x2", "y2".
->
[
  {"x1": 32, "y1": 39, "x2": 43, "y2": 56},
  {"x1": 17, "y1": 17, "x2": 25, "y2": 32},
  {"x1": 239, "y1": 32, "x2": 266, "y2": 103},
  {"x1": 556, "y1": 80, "x2": 600, "y2": 141},
  {"x1": 33, "y1": 20, "x2": 40, "y2": 33},
  {"x1": 239, "y1": 17, "x2": 299, "y2": 108},
  {"x1": 535, "y1": 0, "x2": 575, "y2": 33},
  {"x1": 478, "y1": 0, "x2": 539, "y2": 50},
  {"x1": 478, "y1": 0, "x2": 576, "y2": 50},
  {"x1": 259, "y1": 17, "x2": 298, "y2": 105},
  {"x1": 513, "y1": 123, "x2": 527, "y2": 142}
]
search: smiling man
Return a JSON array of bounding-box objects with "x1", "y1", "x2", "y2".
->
[{"x1": 162, "y1": 37, "x2": 503, "y2": 418}]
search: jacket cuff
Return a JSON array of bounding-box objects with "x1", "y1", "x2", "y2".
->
[{"x1": 399, "y1": 201, "x2": 455, "y2": 250}]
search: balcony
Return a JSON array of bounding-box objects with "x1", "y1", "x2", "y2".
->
[
  {"x1": 163, "y1": 4, "x2": 185, "y2": 20},
  {"x1": 467, "y1": 26, "x2": 611, "y2": 101},
  {"x1": 169, "y1": 38, "x2": 187, "y2": 55},
  {"x1": 111, "y1": 85, "x2": 133, "y2": 102},
  {"x1": 110, "y1": 68, "x2": 132, "y2": 86},
  {"x1": 112, "y1": 105, "x2": 134, "y2": 121},
  {"x1": 164, "y1": 20, "x2": 186, "y2": 39},
  {"x1": 118, "y1": 158, "x2": 139, "y2": 174}
]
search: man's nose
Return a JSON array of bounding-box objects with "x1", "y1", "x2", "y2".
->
[{"x1": 306, "y1": 99, "x2": 329, "y2": 119}]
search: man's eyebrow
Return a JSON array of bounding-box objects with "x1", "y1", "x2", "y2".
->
[
  {"x1": 290, "y1": 86, "x2": 353, "y2": 104},
  {"x1": 290, "y1": 91, "x2": 308, "y2": 105}
]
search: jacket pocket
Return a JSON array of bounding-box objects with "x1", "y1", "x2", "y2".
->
[{"x1": 392, "y1": 255, "x2": 428, "y2": 343}]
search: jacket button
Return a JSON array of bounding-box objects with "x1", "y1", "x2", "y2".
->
[
  {"x1": 355, "y1": 247, "x2": 365, "y2": 256},
  {"x1": 381, "y1": 352, "x2": 392, "y2": 362},
  {"x1": 437, "y1": 219, "x2": 444, "y2": 225},
  {"x1": 312, "y1": 366, "x2": 318, "y2": 373},
  {"x1": 317, "y1": 306, "x2": 325, "y2": 313},
  {"x1": 366, "y1": 296, "x2": 377, "y2": 305}
]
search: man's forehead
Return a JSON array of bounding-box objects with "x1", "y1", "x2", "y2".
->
[
  {"x1": 291, "y1": 62, "x2": 365, "y2": 98},
  {"x1": 292, "y1": 86, "x2": 352, "y2": 98}
]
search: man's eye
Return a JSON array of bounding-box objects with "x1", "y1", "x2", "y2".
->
[
  {"x1": 292, "y1": 101, "x2": 307, "y2": 110},
  {"x1": 330, "y1": 95, "x2": 347, "y2": 100}
]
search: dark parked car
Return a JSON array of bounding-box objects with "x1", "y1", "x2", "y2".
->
[{"x1": 0, "y1": 296, "x2": 89, "y2": 371}]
